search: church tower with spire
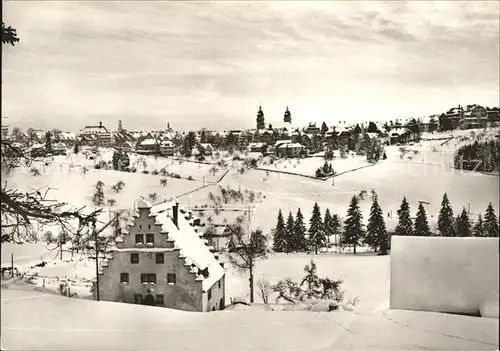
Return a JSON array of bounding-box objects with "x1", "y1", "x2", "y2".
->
[
  {"x1": 118, "y1": 120, "x2": 123, "y2": 132},
  {"x1": 256, "y1": 105, "x2": 265, "y2": 130},
  {"x1": 284, "y1": 106, "x2": 292, "y2": 124}
]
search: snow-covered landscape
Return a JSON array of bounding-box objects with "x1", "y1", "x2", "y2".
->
[{"x1": 2, "y1": 1, "x2": 500, "y2": 350}]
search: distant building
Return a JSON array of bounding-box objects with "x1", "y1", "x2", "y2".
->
[
  {"x1": 304, "y1": 122, "x2": 320, "y2": 135},
  {"x1": 79, "y1": 122, "x2": 112, "y2": 146},
  {"x1": 389, "y1": 127, "x2": 411, "y2": 145},
  {"x1": 95, "y1": 199, "x2": 226, "y2": 312},
  {"x1": 276, "y1": 142, "x2": 305, "y2": 158},
  {"x1": 445, "y1": 106, "x2": 464, "y2": 129},
  {"x1": 256, "y1": 106, "x2": 265, "y2": 130},
  {"x1": 248, "y1": 142, "x2": 267, "y2": 153},
  {"x1": 160, "y1": 140, "x2": 175, "y2": 157},
  {"x1": 486, "y1": 107, "x2": 500, "y2": 123},
  {"x1": 283, "y1": 106, "x2": 292, "y2": 124},
  {"x1": 462, "y1": 105, "x2": 488, "y2": 129}
]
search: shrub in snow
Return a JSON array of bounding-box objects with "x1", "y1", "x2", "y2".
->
[
  {"x1": 30, "y1": 167, "x2": 41, "y2": 176},
  {"x1": 152, "y1": 169, "x2": 159, "y2": 175}
]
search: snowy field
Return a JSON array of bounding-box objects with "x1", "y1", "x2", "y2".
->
[
  {"x1": 1, "y1": 288, "x2": 498, "y2": 351},
  {"x1": 2, "y1": 128, "x2": 499, "y2": 323}
]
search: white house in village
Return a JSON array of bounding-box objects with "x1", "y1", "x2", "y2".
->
[{"x1": 95, "y1": 199, "x2": 226, "y2": 312}]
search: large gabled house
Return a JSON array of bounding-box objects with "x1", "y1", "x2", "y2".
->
[
  {"x1": 79, "y1": 122, "x2": 112, "y2": 146},
  {"x1": 462, "y1": 105, "x2": 488, "y2": 129},
  {"x1": 95, "y1": 199, "x2": 226, "y2": 312}
]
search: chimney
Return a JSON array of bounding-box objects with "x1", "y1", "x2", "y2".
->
[
  {"x1": 173, "y1": 201, "x2": 179, "y2": 229},
  {"x1": 99, "y1": 121, "x2": 102, "y2": 128}
]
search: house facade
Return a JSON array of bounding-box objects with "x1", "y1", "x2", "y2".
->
[
  {"x1": 79, "y1": 122, "x2": 112, "y2": 147},
  {"x1": 462, "y1": 105, "x2": 488, "y2": 129},
  {"x1": 276, "y1": 142, "x2": 305, "y2": 158},
  {"x1": 95, "y1": 199, "x2": 226, "y2": 312}
]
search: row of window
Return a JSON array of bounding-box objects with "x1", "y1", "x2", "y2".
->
[
  {"x1": 135, "y1": 234, "x2": 154, "y2": 245},
  {"x1": 130, "y1": 253, "x2": 164, "y2": 264},
  {"x1": 120, "y1": 272, "x2": 176, "y2": 284}
]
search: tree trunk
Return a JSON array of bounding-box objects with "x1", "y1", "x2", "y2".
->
[
  {"x1": 353, "y1": 242, "x2": 357, "y2": 255},
  {"x1": 249, "y1": 263, "x2": 254, "y2": 303}
]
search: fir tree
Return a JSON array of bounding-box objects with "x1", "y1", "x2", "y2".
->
[
  {"x1": 324, "y1": 209, "x2": 334, "y2": 248},
  {"x1": 483, "y1": 203, "x2": 499, "y2": 237},
  {"x1": 293, "y1": 208, "x2": 308, "y2": 252},
  {"x1": 73, "y1": 142, "x2": 79, "y2": 154},
  {"x1": 395, "y1": 197, "x2": 413, "y2": 236},
  {"x1": 285, "y1": 211, "x2": 295, "y2": 251},
  {"x1": 308, "y1": 202, "x2": 326, "y2": 254},
  {"x1": 414, "y1": 203, "x2": 431, "y2": 236},
  {"x1": 473, "y1": 214, "x2": 484, "y2": 237},
  {"x1": 437, "y1": 193, "x2": 455, "y2": 237},
  {"x1": 365, "y1": 196, "x2": 388, "y2": 253},
  {"x1": 342, "y1": 196, "x2": 364, "y2": 254},
  {"x1": 272, "y1": 210, "x2": 287, "y2": 252},
  {"x1": 455, "y1": 207, "x2": 471, "y2": 237},
  {"x1": 330, "y1": 214, "x2": 341, "y2": 248}
]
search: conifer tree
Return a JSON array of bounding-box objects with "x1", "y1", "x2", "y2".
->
[
  {"x1": 414, "y1": 203, "x2": 431, "y2": 236},
  {"x1": 484, "y1": 203, "x2": 499, "y2": 237},
  {"x1": 73, "y1": 142, "x2": 79, "y2": 154},
  {"x1": 438, "y1": 193, "x2": 455, "y2": 236},
  {"x1": 395, "y1": 197, "x2": 413, "y2": 236},
  {"x1": 473, "y1": 214, "x2": 484, "y2": 237},
  {"x1": 285, "y1": 211, "x2": 295, "y2": 250},
  {"x1": 272, "y1": 210, "x2": 287, "y2": 252},
  {"x1": 365, "y1": 196, "x2": 387, "y2": 252},
  {"x1": 330, "y1": 214, "x2": 341, "y2": 247},
  {"x1": 308, "y1": 202, "x2": 326, "y2": 254},
  {"x1": 342, "y1": 196, "x2": 364, "y2": 254},
  {"x1": 293, "y1": 208, "x2": 308, "y2": 252},
  {"x1": 455, "y1": 207, "x2": 471, "y2": 237},
  {"x1": 324, "y1": 209, "x2": 334, "y2": 249}
]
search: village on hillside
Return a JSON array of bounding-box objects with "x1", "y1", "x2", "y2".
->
[{"x1": 1, "y1": 2, "x2": 499, "y2": 351}]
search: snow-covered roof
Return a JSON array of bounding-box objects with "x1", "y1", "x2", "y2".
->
[
  {"x1": 199, "y1": 143, "x2": 213, "y2": 149},
  {"x1": 365, "y1": 132, "x2": 379, "y2": 139},
  {"x1": 136, "y1": 199, "x2": 152, "y2": 209},
  {"x1": 151, "y1": 200, "x2": 225, "y2": 291},
  {"x1": 140, "y1": 138, "x2": 157, "y2": 146},
  {"x1": 390, "y1": 127, "x2": 411, "y2": 136},
  {"x1": 277, "y1": 142, "x2": 304, "y2": 149},
  {"x1": 160, "y1": 140, "x2": 175, "y2": 147},
  {"x1": 249, "y1": 142, "x2": 266, "y2": 148},
  {"x1": 275, "y1": 140, "x2": 293, "y2": 147}
]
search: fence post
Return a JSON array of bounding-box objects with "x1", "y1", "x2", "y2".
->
[{"x1": 11, "y1": 253, "x2": 14, "y2": 278}]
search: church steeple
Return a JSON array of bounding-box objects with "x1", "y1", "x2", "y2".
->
[
  {"x1": 284, "y1": 106, "x2": 291, "y2": 124},
  {"x1": 256, "y1": 105, "x2": 265, "y2": 130},
  {"x1": 118, "y1": 120, "x2": 123, "y2": 132}
]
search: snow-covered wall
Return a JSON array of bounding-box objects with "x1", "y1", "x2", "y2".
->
[{"x1": 390, "y1": 236, "x2": 499, "y2": 318}]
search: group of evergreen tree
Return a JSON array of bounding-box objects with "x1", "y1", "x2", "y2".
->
[
  {"x1": 111, "y1": 149, "x2": 130, "y2": 171},
  {"x1": 273, "y1": 191, "x2": 498, "y2": 256},
  {"x1": 272, "y1": 204, "x2": 341, "y2": 254},
  {"x1": 454, "y1": 140, "x2": 499, "y2": 173}
]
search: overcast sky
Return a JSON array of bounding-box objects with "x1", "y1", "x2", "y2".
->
[{"x1": 2, "y1": 1, "x2": 499, "y2": 132}]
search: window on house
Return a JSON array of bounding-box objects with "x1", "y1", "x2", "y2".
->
[
  {"x1": 148, "y1": 224, "x2": 151, "y2": 230},
  {"x1": 120, "y1": 273, "x2": 129, "y2": 283},
  {"x1": 167, "y1": 273, "x2": 176, "y2": 284},
  {"x1": 135, "y1": 234, "x2": 144, "y2": 244},
  {"x1": 141, "y1": 273, "x2": 157, "y2": 284},
  {"x1": 155, "y1": 253, "x2": 164, "y2": 264},
  {"x1": 134, "y1": 294, "x2": 142, "y2": 304},
  {"x1": 156, "y1": 294, "x2": 164, "y2": 305},
  {"x1": 218, "y1": 280, "x2": 221, "y2": 289},
  {"x1": 208, "y1": 288, "x2": 212, "y2": 300},
  {"x1": 146, "y1": 234, "x2": 154, "y2": 244},
  {"x1": 131, "y1": 253, "x2": 139, "y2": 264},
  {"x1": 139, "y1": 225, "x2": 142, "y2": 229}
]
